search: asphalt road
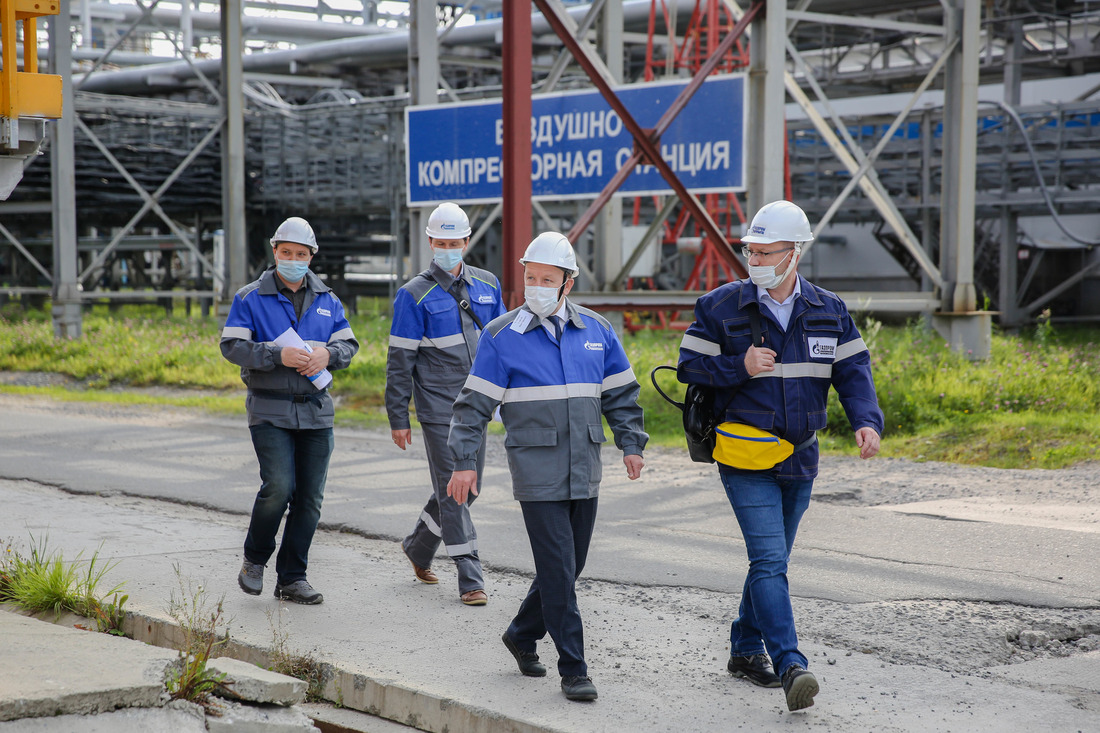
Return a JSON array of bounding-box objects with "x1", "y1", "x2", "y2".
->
[{"x1": 2, "y1": 394, "x2": 1096, "y2": 610}]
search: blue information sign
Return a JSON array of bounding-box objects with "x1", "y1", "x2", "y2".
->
[{"x1": 405, "y1": 74, "x2": 745, "y2": 206}]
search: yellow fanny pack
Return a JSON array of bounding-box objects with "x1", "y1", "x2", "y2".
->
[{"x1": 712, "y1": 423, "x2": 795, "y2": 470}]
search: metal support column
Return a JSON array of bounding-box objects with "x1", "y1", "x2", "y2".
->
[
  {"x1": 933, "y1": 0, "x2": 990, "y2": 358},
  {"x1": 501, "y1": 3, "x2": 532, "y2": 306},
  {"x1": 50, "y1": 0, "x2": 80, "y2": 338},
  {"x1": 407, "y1": 0, "x2": 438, "y2": 282},
  {"x1": 221, "y1": 0, "x2": 246, "y2": 297},
  {"x1": 999, "y1": 13, "x2": 1023, "y2": 327},
  {"x1": 746, "y1": 0, "x2": 786, "y2": 216},
  {"x1": 594, "y1": 0, "x2": 623, "y2": 297}
]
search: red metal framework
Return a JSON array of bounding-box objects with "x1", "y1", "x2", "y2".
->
[{"x1": 640, "y1": 0, "x2": 754, "y2": 297}]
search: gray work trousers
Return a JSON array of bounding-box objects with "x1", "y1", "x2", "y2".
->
[{"x1": 402, "y1": 420, "x2": 486, "y2": 594}]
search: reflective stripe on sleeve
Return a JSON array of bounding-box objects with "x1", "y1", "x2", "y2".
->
[
  {"x1": 679, "y1": 333, "x2": 721, "y2": 356},
  {"x1": 388, "y1": 334, "x2": 421, "y2": 351},
  {"x1": 601, "y1": 367, "x2": 637, "y2": 392},
  {"x1": 834, "y1": 337, "x2": 868, "y2": 363},
  {"x1": 751, "y1": 362, "x2": 833, "y2": 379},
  {"x1": 465, "y1": 374, "x2": 507, "y2": 402},
  {"x1": 423, "y1": 333, "x2": 466, "y2": 349},
  {"x1": 220, "y1": 326, "x2": 252, "y2": 341},
  {"x1": 329, "y1": 327, "x2": 356, "y2": 343}
]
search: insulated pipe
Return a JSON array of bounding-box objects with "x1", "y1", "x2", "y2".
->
[
  {"x1": 76, "y1": 0, "x2": 698, "y2": 95},
  {"x1": 77, "y1": 2, "x2": 386, "y2": 43}
]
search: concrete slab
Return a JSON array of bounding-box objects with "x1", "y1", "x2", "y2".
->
[
  {"x1": 879, "y1": 498, "x2": 1100, "y2": 534},
  {"x1": 205, "y1": 699, "x2": 319, "y2": 733},
  {"x1": 0, "y1": 611, "x2": 179, "y2": 722},
  {"x1": 985, "y1": 650, "x2": 1100, "y2": 698},
  {"x1": 299, "y1": 702, "x2": 421, "y2": 733},
  {"x1": 209, "y1": 656, "x2": 307, "y2": 706},
  {"x1": 0, "y1": 703, "x2": 207, "y2": 732}
]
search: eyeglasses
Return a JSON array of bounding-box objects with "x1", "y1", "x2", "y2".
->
[{"x1": 741, "y1": 246, "x2": 795, "y2": 259}]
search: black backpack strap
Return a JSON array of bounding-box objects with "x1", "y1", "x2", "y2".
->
[
  {"x1": 447, "y1": 283, "x2": 485, "y2": 330},
  {"x1": 712, "y1": 301, "x2": 763, "y2": 419}
]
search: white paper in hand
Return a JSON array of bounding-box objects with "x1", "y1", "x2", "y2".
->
[{"x1": 274, "y1": 327, "x2": 332, "y2": 390}]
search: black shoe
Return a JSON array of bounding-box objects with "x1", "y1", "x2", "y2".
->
[
  {"x1": 781, "y1": 665, "x2": 819, "y2": 711},
  {"x1": 501, "y1": 632, "x2": 547, "y2": 677},
  {"x1": 273, "y1": 579, "x2": 324, "y2": 605},
  {"x1": 727, "y1": 654, "x2": 781, "y2": 688},
  {"x1": 238, "y1": 560, "x2": 263, "y2": 595},
  {"x1": 561, "y1": 675, "x2": 597, "y2": 702}
]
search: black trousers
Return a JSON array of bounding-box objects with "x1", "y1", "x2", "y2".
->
[{"x1": 507, "y1": 497, "x2": 598, "y2": 677}]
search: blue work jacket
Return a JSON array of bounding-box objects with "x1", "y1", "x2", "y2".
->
[
  {"x1": 677, "y1": 275, "x2": 883, "y2": 480},
  {"x1": 449, "y1": 300, "x2": 648, "y2": 501},
  {"x1": 386, "y1": 262, "x2": 506, "y2": 428},
  {"x1": 220, "y1": 268, "x2": 358, "y2": 428}
]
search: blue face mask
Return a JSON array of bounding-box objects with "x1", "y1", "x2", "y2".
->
[
  {"x1": 276, "y1": 259, "x2": 310, "y2": 283},
  {"x1": 432, "y1": 247, "x2": 464, "y2": 272}
]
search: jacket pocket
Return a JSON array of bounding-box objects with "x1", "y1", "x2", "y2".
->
[
  {"x1": 505, "y1": 428, "x2": 563, "y2": 491},
  {"x1": 807, "y1": 410, "x2": 828, "y2": 432},
  {"x1": 588, "y1": 424, "x2": 608, "y2": 443},
  {"x1": 505, "y1": 428, "x2": 558, "y2": 447},
  {"x1": 728, "y1": 408, "x2": 775, "y2": 431},
  {"x1": 424, "y1": 298, "x2": 455, "y2": 316},
  {"x1": 722, "y1": 316, "x2": 767, "y2": 352}
]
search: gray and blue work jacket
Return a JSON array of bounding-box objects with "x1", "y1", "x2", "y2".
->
[
  {"x1": 220, "y1": 267, "x2": 359, "y2": 429},
  {"x1": 448, "y1": 300, "x2": 648, "y2": 502},
  {"x1": 386, "y1": 261, "x2": 506, "y2": 428}
]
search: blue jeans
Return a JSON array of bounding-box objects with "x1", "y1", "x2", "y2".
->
[
  {"x1": 721, "y1": 469, "x2": 813, "y2": 676},
  {"x1": 244, "y1": 423, "x2": 334, "y2": 586}
]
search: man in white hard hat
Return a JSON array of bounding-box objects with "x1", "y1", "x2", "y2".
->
[
  {"x1": 221, "y1": 217, "x2": 359, "y2": 605},
  {"x1": 386, "y1": 202, "x2": 506, "y2": 605},
  {"x1": 677, "y1": 200, "x2": 882, "y2": 711},
  {"x1": 447, "y1": 232, "x2": 647, "y2": 702}
]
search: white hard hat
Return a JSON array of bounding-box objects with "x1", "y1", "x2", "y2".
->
[
  {"x1": 270, "y1": 217, "x2": 318, "y2": 253},
  {"x1": 425, "y1": 202, "x2": 472, "y2": 239},
  {"x1": 520, "y1": 232, "x2": 578, "y2": 278},
  {"x1": 741, "y1": 200, "x2": 814, "y2": 246}
]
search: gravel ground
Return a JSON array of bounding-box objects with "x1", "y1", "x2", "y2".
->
[{"x1": 3, "y1": 376, "x2": 1098, "y2": 679}]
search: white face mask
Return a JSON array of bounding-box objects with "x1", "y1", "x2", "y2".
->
[
  {"x1": 524, "y1": 284, "x2": 563, "y2": 318},
  {"x1": 748, "y1": 248, "x2": 797, "y2": 290}
]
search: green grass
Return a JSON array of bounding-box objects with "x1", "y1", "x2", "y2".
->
[
  {"x1": 0, "y1": 534, "x2": 128, "y2": 634},
  {"x1": 1, "y1": 301, "x2": 1098, "y2": 469}
]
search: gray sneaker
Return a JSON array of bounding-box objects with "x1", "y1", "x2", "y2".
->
[
  {"x1": 238, "y1": 560, "x2": 264, "y2": 595},
  {"x1": 274, "y1": 579, "x2": 324, "y2": 605}
]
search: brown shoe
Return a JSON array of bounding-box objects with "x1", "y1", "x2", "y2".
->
[
  {"x1": 404, "y1": 549, "x2": 439, "y2": 584},
  {"x1": 461, "y1": 589, "x2": 488, "y2": 606}
]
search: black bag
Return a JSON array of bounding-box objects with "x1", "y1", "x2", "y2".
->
[
  {"x1": 651, "y1": 367, "x2": 721, "y2": 463},
  {"x1": 650, "y1": 304, "x2": 763, "y2": 464}
]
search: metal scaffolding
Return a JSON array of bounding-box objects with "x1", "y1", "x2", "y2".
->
[{"x1": 0, "y1": 0, "x2": 1097, "y2": 349}]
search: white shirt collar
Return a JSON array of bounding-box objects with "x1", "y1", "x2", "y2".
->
[{"x1": 756, "y1": 276, "x2": 802, "y2": 308}]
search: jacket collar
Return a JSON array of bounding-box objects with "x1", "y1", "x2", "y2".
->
[
  {"x1": 736, "y1": 274, "x2": 822, "y2": 310},
  {"x1": 516, "y1": 298, "x2": 587, "y2": 333},
  {"x1": 429, "y1": 260, "x2": 471, "y2": 291}
]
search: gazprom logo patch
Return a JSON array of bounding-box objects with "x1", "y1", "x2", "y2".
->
[
  {"x1": 477, "y1": 294, "x2": 494, "y2": 304},
  {"x1": 807, "y1": 337, "x2": 837, "y2": 359},
  {"x1": 750, "y1": 225, "x2": 767, "y2": 235},
  {"x1": 316, "y1": 307, "x2": 332, "y2": 317},
  {"x1": 583, "y1": 340, "x2": 604, "y2": 351}
]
